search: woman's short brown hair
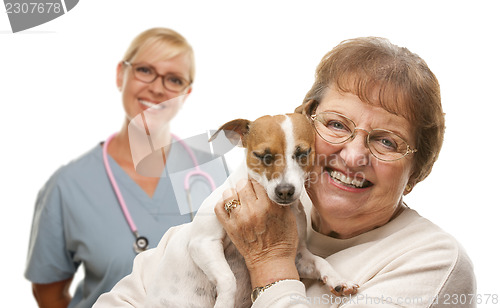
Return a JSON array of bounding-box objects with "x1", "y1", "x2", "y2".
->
[{"x1": 299, "y1": 37, "x2": 445, "y2": 185}]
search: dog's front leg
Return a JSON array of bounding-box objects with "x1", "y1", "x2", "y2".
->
[
  {"x1": 292, "y1": 200, "x2": 358, "y2": 297},
  {"x1": 295, "y1": 244, "x2": 359, "y2": 296},
  {"x1": 189, "y1": 222, "x2": 237, "y2": 308}
]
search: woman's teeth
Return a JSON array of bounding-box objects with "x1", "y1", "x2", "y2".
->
[
  {"x1": 139, "y1": 100, "x2": 163, "y2": 110},
  {"x1": 329, "y1": 170, "x2": 369, "y2": 188}
]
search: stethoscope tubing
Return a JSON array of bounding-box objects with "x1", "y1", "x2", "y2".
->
[
  {"x1": 103, "y1": 133, "x2": 138, "y2": 233},
  {"x1": 171, "y1": 134, "x2": 217, "y2": 191},
  {"x1": 103, "y1": 132, "x2": 216, "y2": 252}
]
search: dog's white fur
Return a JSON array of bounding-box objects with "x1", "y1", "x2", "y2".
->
[{"x1": 145, "y1": 114, "x2": 357, "y2": 307}]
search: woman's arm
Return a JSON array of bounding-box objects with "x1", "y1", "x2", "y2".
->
[{"x1": 32, "y1": 277, "x2": 73, "y2": 308}]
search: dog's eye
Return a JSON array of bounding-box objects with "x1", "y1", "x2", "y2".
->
[
  {"x1": 294, "y1": 147, "x2": 311, "y2": 161},
  {"x1": 253, "y1": 152, "x2": 274, "y2": 166}
]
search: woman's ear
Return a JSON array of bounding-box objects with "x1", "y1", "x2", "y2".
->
[
  {"x1": 403, "y1": 182, "x2": 415, "y2": 195},
  {"x1": 180, "y1": 86, "x2": 193, "y2": 106},
  {"x1": 405, "y1": 167, "x2": 419, "y2": 195},
  {"x1": 116, "y1": 62, "x2": 124, "y2": 91}
]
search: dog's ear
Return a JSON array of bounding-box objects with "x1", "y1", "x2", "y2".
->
[
  {"x1": 294, "y1": 99, "x2": 318, "y2": 116},
  {"x1": 209, "y1": 119, "x2": 251, "y2": 148}
]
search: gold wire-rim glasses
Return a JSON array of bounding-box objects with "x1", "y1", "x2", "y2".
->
[{"x1": 310, "y1": 111, "x2": 417, "y2": 162}]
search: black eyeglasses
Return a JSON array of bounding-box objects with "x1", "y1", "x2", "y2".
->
[
  {"x1": 123, "y1": 61, "x2": 191, "y2": 93},
  {"x1": 310, "y1": 111, "x2": 417, "y2": 162}
]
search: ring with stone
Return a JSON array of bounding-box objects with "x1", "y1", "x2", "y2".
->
[{"x1": 224, "y1": 199, "x2": 241, "y2": 214}]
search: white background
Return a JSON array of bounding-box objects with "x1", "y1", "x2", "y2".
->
[{"x1": 1, "y1": 0, "x2": 499, "y2": 306}]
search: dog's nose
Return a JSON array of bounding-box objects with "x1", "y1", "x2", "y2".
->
[{"x1": 275, "y1": 184, "x2": 295, "y2": 202}]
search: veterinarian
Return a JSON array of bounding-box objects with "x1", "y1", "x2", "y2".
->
[
  {"x1": 215, "y1": 37, "x2": 476, "y2": 307},
  {"x1": 93, "y1": 37, "x2": 476, "y2": 307},
  {"x1": 24, "y1": 27, "x2": 227, "y2": 308}
]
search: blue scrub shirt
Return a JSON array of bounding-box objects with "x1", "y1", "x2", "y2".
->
[{"x1": 25, "y1": 140, "x2": 229, "y2": 308}]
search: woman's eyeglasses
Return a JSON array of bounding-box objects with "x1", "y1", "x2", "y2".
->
[
  {"x1": 310, "y1": 111, "x2": 417, "y2": 162},
  {"x1": 123, "y1": 61, "x2": 191, "y2": 93}
]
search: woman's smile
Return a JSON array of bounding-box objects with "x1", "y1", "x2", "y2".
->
[
  {"x1": 324, "y1": 166, "x2": 373, "y2": 192},
  {"x1": 139, "y1": 99, "x2": 165, "y2": 110}
]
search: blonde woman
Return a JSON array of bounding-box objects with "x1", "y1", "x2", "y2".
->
[{"x1": 25, "y1": 28, "x2": 227, "y2": 308}]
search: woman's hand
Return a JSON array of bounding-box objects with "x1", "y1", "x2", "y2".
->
[{"x1": 214, "y1": 178, "x2": 300, "y2": 288}]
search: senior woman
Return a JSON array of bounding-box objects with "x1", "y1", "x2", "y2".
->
[
  {"x1": 94, "y1": 37, "x2": 476, "y2": 307},
  {"x1": 215, "y1": 37, "x2": 476, "y2": 307}
]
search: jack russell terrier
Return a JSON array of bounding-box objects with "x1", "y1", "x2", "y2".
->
[{"x1": 148, "y1": 113, "x2": 358, "y2": 307}]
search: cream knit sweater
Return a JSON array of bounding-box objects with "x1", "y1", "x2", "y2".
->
[
  {"x1": 253, "y1": 199, "x2": 476, "y2": 307},
  {"x1": 95, "y1": 198, "x2": 476, "y2": 308}
]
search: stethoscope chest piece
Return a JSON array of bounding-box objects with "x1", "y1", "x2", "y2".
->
[{"x1": 133, "y1": 235, "x2": 149, "y2": 254}]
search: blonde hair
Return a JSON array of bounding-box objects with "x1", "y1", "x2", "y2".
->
[
  {"x1": 301, "y1": 37, "x2": 445, "y2": 184},
  {"x1": 122, "y1": 27, "x2": 195, "y2": 82}
]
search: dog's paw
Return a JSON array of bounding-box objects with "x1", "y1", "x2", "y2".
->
[
  {"x1": 320, "y1": 275, "x2": 359, "y2": 296},
  {"x1": 328, "y1": 280, "x2": 359, "y2": 297}
]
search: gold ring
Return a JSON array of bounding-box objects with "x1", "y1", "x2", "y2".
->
[{"x1": 224, "y1": 199, "x2": 241, "y2": 214}]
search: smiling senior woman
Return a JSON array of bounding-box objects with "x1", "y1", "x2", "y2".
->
[
  {"x1": 93, "y1": 37, "x2": 476, "y2": 308},
  {"x1": 215, "y1": 37, "x2": 476, "y2": 307}
]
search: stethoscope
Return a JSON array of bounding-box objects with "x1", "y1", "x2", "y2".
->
[{"x1": 102, "y1": 132, "x2": 216, "y2": 253}]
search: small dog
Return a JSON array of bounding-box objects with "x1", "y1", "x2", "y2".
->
[{"x1": 147, "y1": 113, "x2": 357, "y2": 307}]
